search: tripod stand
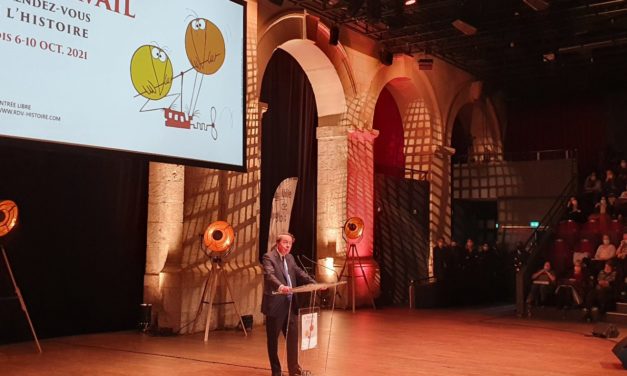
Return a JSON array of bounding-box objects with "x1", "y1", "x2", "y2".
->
[
  {"x1": 1, "y1": 245, "x2": 42, "y2": 353},
  {"x1": 337, "y1": 243, "x2": 376, "y2": 313},
  {"x1": 202, "y1": 256, "x2": 247, "y2": 341}
]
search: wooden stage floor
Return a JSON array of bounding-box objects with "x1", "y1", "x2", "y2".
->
[{"x1": 1, "y1": 306, "x2": 625, "y2": 375}]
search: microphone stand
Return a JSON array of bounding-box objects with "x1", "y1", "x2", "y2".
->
[
  {"x1": 299, "y1": 254, "x2": 340, "y2": 281},
  {"x1": 298, "y1": 254, "x2": 342, "y2": 307}
]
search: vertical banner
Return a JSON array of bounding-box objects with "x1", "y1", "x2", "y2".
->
[
  {"x1": 267, "y1": 177, "x2": 298, "y2": 253},
  {"x1": 300, "y1": 312, "x2": 318, "y2": 351}
]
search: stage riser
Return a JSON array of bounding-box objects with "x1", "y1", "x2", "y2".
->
[
  {"x1": 616, "y1": 302, "x2": 627, "y2": 314},
  {"x1": 606, "y1": 312, "x2": 627, "y2": 326}
]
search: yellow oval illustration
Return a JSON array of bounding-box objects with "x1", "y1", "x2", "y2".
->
[{"x1": 130, "y1": 45, "x2": 174, "y2": 100}]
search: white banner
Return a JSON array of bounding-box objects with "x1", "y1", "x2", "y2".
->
[{"x1": 267, "y1": 177, "x2": 298, "y2": 253}]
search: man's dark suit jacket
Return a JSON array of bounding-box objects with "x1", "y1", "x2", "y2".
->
[{"x1": 261, "y1": 247, "x2": 316, "y2": 318}]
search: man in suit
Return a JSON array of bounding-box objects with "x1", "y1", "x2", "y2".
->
[{"x1": 262, "y1": 232, "x2": 317, "y2": 376}]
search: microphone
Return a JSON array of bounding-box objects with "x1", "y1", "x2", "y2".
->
[
  {"x1": 295, "y1": 254, "x2": 314, "y2": 279},
  {"x1": 299, "y1": 254, "x2": 340, "y2": 281}
]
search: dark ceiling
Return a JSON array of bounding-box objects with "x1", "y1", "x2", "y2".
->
[{"x1": 281, "y1": 0, "x2": 627, "y2": 97}]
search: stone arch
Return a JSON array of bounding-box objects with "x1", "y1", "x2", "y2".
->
[
  {"x1": 256, "y1": 12, "x2": 354, "y2": 265},
  {"x1": 363, "y1": 55, "x2": 451, "y2": 275},
  {"x1": 445, "y1": 81, "x2": 503, "y2": 156},
  {"x1": 257, "y1": 12, "x2": 356, "y2": 107},
  {"x1": 362, "y1": 55, "x2": 443, "y2": 138}
]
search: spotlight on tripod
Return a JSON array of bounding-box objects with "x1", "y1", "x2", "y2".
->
[
  {"x1": 0, "y1": 200, "x2": 42, "y2": 353},
  {"x1": 338, "y1": 217, "x2": 376, "y2": 312},
  {"x1": 200, "y1": 220, "x2": 247, "y2": 341},
  {"x1": 343, "y1": 216, "x2": 364, "y2": 244},
  {"x1": 203, "y1": 220, "x2": 235, "y2": 258}
]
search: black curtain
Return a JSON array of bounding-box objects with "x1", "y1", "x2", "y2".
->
[
  {"x1": 0, "y1": 139, "x2": 147, "y2": 343},
  {"x1": 259, "y1": 49, "x2": 318, "y2": 262}
]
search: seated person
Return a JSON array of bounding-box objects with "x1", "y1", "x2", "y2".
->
[
  {"x1": 526, "y1": 261, "x2": 557, "y2": 312},
  {"x1": 617, "y1": 159, "x2": 627, "y2": 189},
  {"x1": 616, "y1": 233, "x2": 627, "y2": 276},
  {"x1": 584, "y1": 261, "x2": 617, "y2": 321},
  {"x1": 556, "y1": 261, "x2": 589, "y2": 309},
  {"x1": 617, "y1": 233, "x2": 627, "y2": 259},
  {"x1": 584, "y1": 171, "x2": 602, "y2": 194},
  {"x1": 594, "y1": 196, "x2": 612, "y2": 216},
  {"x1": 583, "y1": 172, "x2": 603, "y2": 207},
  {"x1": 566, "y1": 197, "x2": 586, "y2": 223},
  {"x1": 594, "y1": 234, "x2": 617, "y2": 261},
  {"x1": 604, "y1": 170, "x2": 621, "y2": 198}
]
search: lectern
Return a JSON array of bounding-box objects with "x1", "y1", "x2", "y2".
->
[{"x1": 275, "y1": 281, "x2": 346, "y2": 375}]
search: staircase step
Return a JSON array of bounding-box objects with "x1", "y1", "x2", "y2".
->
[
  {"x1": 616, "y1": 302, "x2": 627, "y2": 314},
  {"x1": 606, "y1": 311, "x2": 627, "y2": 326}
]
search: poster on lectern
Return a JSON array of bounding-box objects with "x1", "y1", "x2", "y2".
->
[{"x1": 0, "y1": 0, "x2": 246, "y2": 171}]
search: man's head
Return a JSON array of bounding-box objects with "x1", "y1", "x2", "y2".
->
[
  {"x1": 543, "y1": 261, "x2": 551, "y2": 271},
  {"x1": 606, "y1": 170, "x2": 615, "y2": 180},
  {"x1": 604, "y1": 261, "x2": 614, "y2": 274},
  {"x1": 276, "y1": 233, "x2": 295, "y2": 256},
  {"x1": 436, "y1": 237, "x2": 445, "y2": 247},
  {"x1": 465, "y1": 238, "x2": 474, "y2": 249},
  {"x1": 621, "y1": 159, "x2": 626, "y2": 169},
  {"x1": 602, "y1": 234, "x2": 611, "y2": 245}
]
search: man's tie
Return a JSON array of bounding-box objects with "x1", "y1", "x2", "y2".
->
[{"x1": 282, "y1": 256, "x2": 293, "y2": 300}]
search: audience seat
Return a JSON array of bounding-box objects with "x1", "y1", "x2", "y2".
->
[
  {"x1": 550, "y1": 238, "x2": 571, "y2": 276},
  {"x1": 580, "y1": 219, "x2": 600, "y2": 244},
  {"x1": 556, "y1": 220, "x2": 579, "y2": 246}
]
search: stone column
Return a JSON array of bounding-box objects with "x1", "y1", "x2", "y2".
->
[
  {"x1": 429, "y1": 145, "x2": 455, "y2": 276},
  {"x1": 316, "y1": 121, "x2": 348, "y2": 280},
  {"x1": 144, "y1": 162, "x2": 185, "y2": 329},
  {"x1": 345, "y1": 128, "x2": 380, "y2": 306}
]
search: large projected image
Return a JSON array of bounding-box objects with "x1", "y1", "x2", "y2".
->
[{"x1": 0, "y1": 0, "x2": 246, "y2": 170}]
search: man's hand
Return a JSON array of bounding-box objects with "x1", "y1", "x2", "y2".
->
[{"x1": 278, "y1": 285, "x2": 292, "y2": 294}]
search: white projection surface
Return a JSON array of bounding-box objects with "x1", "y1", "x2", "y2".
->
[{"x1": 0, "y1": 0, "x2": 246, "y2": 170}]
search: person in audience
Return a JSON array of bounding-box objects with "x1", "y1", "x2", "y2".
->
[
  {"x1": 477, "y1": 242, "x2": 498, "y2": 301},
  {"x1": 594, "y1": 234, "x2": 617, "y2": 261},
  {"x1": 603, "y1": 169, "x2": 620, "y2": 198},
  {"x1": 433, "y1": 237, "x2": 448, "y2": 281},
  {"x1": 584, "y1": 261, "x2": 617, "y2": 321},
  {"x1": 460, "y1": 238, "x2": 479, "y2": 304},
  {"x1": 526, "y1": 261, "x2": 557, "y2": 315},
  {"x1": 566, "y1": 197, "x2": 586, "y2": 223},
  {"x1": 556, "y1": 261, "x2": 589, "y2": 309},
  {"x1": 594, "y1": 196, "x2": 612, "y2": 216},
  {"x1": 584, "y1": 172, "x2": 603, "y2": 194},
  {"x1": 584, "y1": 171, "x2": 603, "y2": 206},
  {"x1": 617, "y1": 233, "x2": 627, "y2": 259},
  {"x1": 614, "y1": 233, "x2": 627, "y2": 278},
  {"x1": 617, "y1": 159, "x2": 627, "y2": 189}
]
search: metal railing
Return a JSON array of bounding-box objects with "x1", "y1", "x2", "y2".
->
[
  {"x1": 452, "y1": 149, "x2": 578, "y2": 164},
  {"x1": 514, "y1": 174, "x2": 579, "y2": 316}
]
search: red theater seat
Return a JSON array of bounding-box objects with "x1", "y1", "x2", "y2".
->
[
  {"x1": 550, "y1": 238, "x2": 571, "y2": 276},
  {"x1": 609, "y1": 219, "x2": 624, "y2": 244},
  {"x1": 556, "y1": 220, "x2": 579, "y2": 246},
  {"x1": 577, "y1": 238, "x2": 594, "y2": 255},
  {"x1": 580, "y1": 219, "x2": 600, "y2": 244}
]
